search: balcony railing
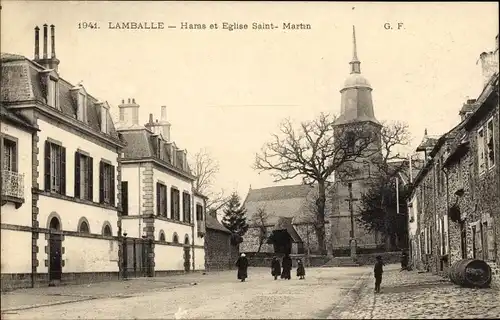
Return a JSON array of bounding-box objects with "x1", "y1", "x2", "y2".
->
[{"x1": 1, "y1": 170, "x2": 25, "y2": 199}]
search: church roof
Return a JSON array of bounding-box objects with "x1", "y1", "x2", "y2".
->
[
  {"x1": 334, "y1": 26, "x2": 379, "y2": 126},
  {"x1": 244, "y1": 184, "x2": 316, "y2": 226}
]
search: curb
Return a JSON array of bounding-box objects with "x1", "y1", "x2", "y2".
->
[{"x1": 327, "y1": 270, "x2": 371, "y2": 319}]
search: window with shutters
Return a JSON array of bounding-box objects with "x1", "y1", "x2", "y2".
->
[
  {"x1": 99, "y1": 161, "x2": 115, "y2": 206},
  {"x1": 74, "y1": 152, "x2": 93, "y2": 201},
  {"x1": 156, "y1": 182, "x2": 167, "y2": 216},
  {"x1": 121, "y1": 181, "x2": 128, "y2": 216},
  {"x1": 2, "y1": 138, "x2": 17, "y2": 172},
  {"x1": 45, "y1": 141, "x2": 66, "y2": 195},
  {"x1": 183, "y1": 192, "x2": 191, "y2": 223},
  {"x1": 171, "y1": 188, "x2": 180, "y2": 220}
]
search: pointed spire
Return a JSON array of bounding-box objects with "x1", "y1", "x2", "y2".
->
[
  {"x1": 424, "y1": 128, "x2": 428, "y2": 136},
  {"x1": 349, "y1": 25, "x2": 361, "y2": 74}
]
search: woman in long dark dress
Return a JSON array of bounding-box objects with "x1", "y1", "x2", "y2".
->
[
  {"x1": 271, "y1": 256, "x2": 281, "y2": 280},
  {"x1": 281, "y1": 254, "x2": 292, "y2": 280},
  {"x1": 235, "y1": 253, "x2": 249, "y2": 282},
  {"x1": 296, "y1": 259, "x2": 306, "y2": 280}
]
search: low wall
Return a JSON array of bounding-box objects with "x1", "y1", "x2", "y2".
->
[
  {"x1": 354, "y1": 251, "x2": 403, "y2": 266},
  {"x1": 245, "y1": 252, "x2": 329, "y2": 268}
]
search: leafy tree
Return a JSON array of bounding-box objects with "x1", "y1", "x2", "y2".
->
[
  {"x1": 356, "y1": 121, "x2": 413, "y2": 250},
  {"x1": 357, "y1": 175, "x2": 409, "y2": 249},
  {"x1": 222, "y1": 192, "x2": 249, "y2": 245}
]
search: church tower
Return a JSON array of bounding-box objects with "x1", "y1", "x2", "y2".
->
[
  {"x1": 328, "y1": 26, "x2": 383, "y2": 256},
  {"x1": 333, "y1": 25, "x2": 382, "y2": 181}
]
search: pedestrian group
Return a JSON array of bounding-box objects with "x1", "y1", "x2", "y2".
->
[{"x1": 235, "y1": 253, "x2": 306, "y2": 282}]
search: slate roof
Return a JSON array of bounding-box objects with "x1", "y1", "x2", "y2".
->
[
  {"x1": 205, "y1": 215, "x2": 231, "y2": 234},
  {"x1": 0, "y1": 104, "x2": 38, "y2": 131},
  {"x1": 1, "y1": 52, "x2": 121, "y2": 143},
  {"x1": 118, "y1": 128, "x2": 194, "y2": 179},
  {"x1": 244, "y1": 184, "x2": 316, "y2": 226}
]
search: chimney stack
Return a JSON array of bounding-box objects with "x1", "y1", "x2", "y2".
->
[
  {"x1": 43, "y1": 24, "x2": 48, "y2": 59},
  {"x1": 34, "y1": 26, "x2": 40, "y2": 60},
  {"x1": 50, "y1": 25, "x2": 56, "y2": 58},
  {"x1": 161, "y1": 106, "x2": 167, "y2": 120},
  {"x1": 149, "y1": 113, "x2": 154, "y2": 124}
]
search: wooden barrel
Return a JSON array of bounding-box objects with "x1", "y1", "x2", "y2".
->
[{"x1": 449, "y1": 259, "x2": 492, "y2": 288}]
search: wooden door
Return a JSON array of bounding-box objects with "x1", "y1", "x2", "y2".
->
[{"x1": 49, "y1": 234, "x2": 62, "y2": 281}]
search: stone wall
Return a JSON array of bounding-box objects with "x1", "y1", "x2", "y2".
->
[
  {"x1": 205, "y1": 229, "x2": 238, "y2": 271},
  {"x1": 240, "y1": 226, "x2": 274, "y2": 253},
  {"x1": 245, "y1": 252, "x2": 329, "y2": 268}
]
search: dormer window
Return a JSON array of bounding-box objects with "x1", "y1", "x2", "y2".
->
[
  {"x1": 100, "y1": 103, "x2": 109, "y2": 134},
  {"x1": 77, "y1": 92, "x2": 87, "y2": 123},
  {"x1": 47, "y1": 78, "x2": 57, "y2": 108}
]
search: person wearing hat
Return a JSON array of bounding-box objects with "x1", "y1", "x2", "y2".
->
[
  {"x1": 374, "y1": 255, "x2": 384, "y2": 293},
  {"x1": 235, "y1": 253, "x2": 249, "y2": 282}
]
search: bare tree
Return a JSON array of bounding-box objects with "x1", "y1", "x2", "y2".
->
[
  {"x1": 254, "y1": 113, "x2": 377, "y2": 254},
  {"x1": 190, "y1": 148, "x2": 230, "y2": 211},
  {"x1": 251, "y1": 207, "x2": 270, "y2": 252}
]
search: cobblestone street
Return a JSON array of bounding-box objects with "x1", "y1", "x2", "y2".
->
[
  {"x1": 1, "y1": 266, "x2": 369, "y2": 319},
  {"x1": 330, "y1": 265, "x2": 500, "y2": 319}
]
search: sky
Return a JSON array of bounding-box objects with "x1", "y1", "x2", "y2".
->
[{"x1": 2, "y1": 1, "x2": 499, "y2": 204}]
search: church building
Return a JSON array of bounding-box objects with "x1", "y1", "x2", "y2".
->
[{"x1": 242, "y1": 26, "x2": 414, "y2": 257}]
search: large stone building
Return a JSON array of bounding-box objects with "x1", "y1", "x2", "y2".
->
[
  {"x1": 407, "y1": 34, "x2": 499, "y2": 288},
  {"x1": 117, "y1": 104, "x2": 206, "y2": 274},
  {"x1": 1, "y1": 25, "x2": 125, "y2": 289}
]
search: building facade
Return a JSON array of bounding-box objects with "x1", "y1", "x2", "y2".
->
[
  {"x1": 117, "y1": 103, "x2": 205, "y2": 275},
  {"x1": 408, "y1": 34, "x2": 499, "y2": 288},
  {"x1": 1, "y1": 25, "x2": 125, "y2": 289}
]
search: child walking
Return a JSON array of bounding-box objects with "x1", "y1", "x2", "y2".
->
[
  {"x1": 271, "y1": 256, "x2": 281, "y2": 280},
  {"x1": 296, "y1": 259, "x2": 306, "y2": 280},
  {"x1": 374, "y1": 255, "x2": 384, "y2": 293}
]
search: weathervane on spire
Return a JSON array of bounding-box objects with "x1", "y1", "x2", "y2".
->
[{"x1": 349, "y1": 25, "x2": 361, "y2": 74}]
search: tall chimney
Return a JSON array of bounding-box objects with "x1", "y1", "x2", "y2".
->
[
  {"x1": 149, "y1": 113, "x2": 153, "y2": 124},
  {"x1": 34, "y1": 26, "x2": 40, "y2": 60},
  {"x1": 50, "y1": 25, "x2": 56, "y2": 58},
  {"x1": 43, "y1": 24, "x2": 48, "y2": 59},
  {"x1": 161, "y1": 106, "x2": 167, "y2": 120}
]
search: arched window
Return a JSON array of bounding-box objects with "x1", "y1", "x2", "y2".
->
[
  {"x1": 102, "y1": 224, "x2": 112, "y2": 236},
  {"x1": 346, "y1": 131, "x2": 356, "y2": 153},
  {"x1": 159, "y1": 231, "x2": 166, "y2": 242},
  {"x1": 49, "y1": 217, "x2": 60, "y2": 231},
  {"x1": 184, "y1": 234, "x2": 190, "y2": 245},
  {"x1": 78, "y1": 218, "x2": 90, "y2": 234},
  {"x1": 173, "y1": 233, "x2": 179, "y2": 244}
]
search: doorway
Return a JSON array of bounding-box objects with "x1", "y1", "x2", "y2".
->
[
  {"x1": 183, "y1": 246, "x2": 191, "y2": 272},
  {"x1": 48, "y1": 217, "x2": 62, "y2": 284}
]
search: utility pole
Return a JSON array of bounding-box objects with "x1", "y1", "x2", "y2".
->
[{"x1": 345, "y1": 182, "x2": 359, "y2": 259}]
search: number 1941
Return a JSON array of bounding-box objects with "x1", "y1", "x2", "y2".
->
[{"x1": 78, "y1": 22, "x2": 99, "y2": 29}]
